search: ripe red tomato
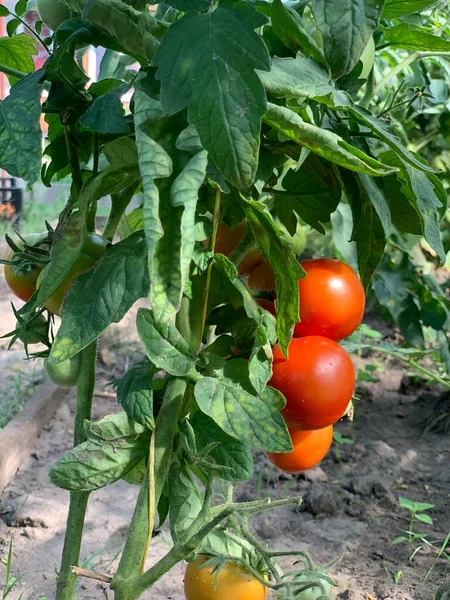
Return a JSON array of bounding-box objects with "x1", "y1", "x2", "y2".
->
[
  {"x1": 295, "y1": 258, "x2": 365, "y2": 341},
  {"x1": 270, "y1": 336, "x2": 355, "y2": 430},
  {"x1": 3, "y1": 233, "x2": 47, "y2": 302},
  {"x1": 266, "y1": 425, "x2": 333, "y2": 473},
  {"x1": 247, "y1": 261, "x2": 275, "y2": 292},
  {"x1": 214, "y1": 222, "x2": 263, "y2": 276},
  {"x1": 184, "y1": 555, "x2": 268, "y2": 600}
]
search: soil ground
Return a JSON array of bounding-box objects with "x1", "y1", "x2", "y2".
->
[{"x1": 0, "y1": 272, "x2": 449, "y2": 600}]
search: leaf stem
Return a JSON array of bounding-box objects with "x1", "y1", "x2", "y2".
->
[
  {"x1": 55, "y1": 342, "x2": 97, "y2": 600},
  {"x1": 12, "y1": 12, "x2": 52, "y2": 54},
  {"x1": 374, "y1": 51, "x2": 450, "y2": 94},
  {"x1": 0, "y1": 63, "x2": 27, "y2": 80},
  {"x1": 198, "y1": 188, "x2": 221, "y2": 350},
  {"x1": 63, "y1": 126, "x2": 83, "y2": 200}
]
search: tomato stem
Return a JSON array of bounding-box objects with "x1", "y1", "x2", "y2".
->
[
  {"x1": 55, "y1": 342, "x2": 97, "y2": 600},
  {"x1": 198, "y1": 187, "x2": 221, "y2": 351}
]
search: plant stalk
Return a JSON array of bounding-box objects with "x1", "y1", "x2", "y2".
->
[
  {"x1": 0, "y1": 63, "x2": 27, "y2": 80},
  {"x1": 55, "y1": 342, "x2": 97, "y2": 599},
  {"x1": 112, "y1": 378, "x2": 187, "y2": 588}
]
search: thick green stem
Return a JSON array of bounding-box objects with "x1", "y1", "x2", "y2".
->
[
  {"x1": 112, "y1": 378, "x2": 187, "y2": 588},
  {"x1": 198, "y1": 188, "x2": 221, "y2": 349},
  {"x1": 0, "y1": 63, "x2": 27, "y2": 80},
  {"x1": 103, "y1": 181, "x2": 138, "y2": 242},
  {"x1": 55, "y1": 342, "x2": 97, "y2": 600}
]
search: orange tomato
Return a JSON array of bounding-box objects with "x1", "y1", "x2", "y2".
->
[{"x1": 266, "y1": 426, "x2": 333, "y2": 473}]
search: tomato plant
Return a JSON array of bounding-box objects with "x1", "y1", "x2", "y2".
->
[
  {"x1": 270, "y1": 337, "x2": 355, "y2": 430},
  {"x1": 0, "y1": 0, "x2": 447, "y2": 599},
  {"x1": 266, "y1": 425, "x2": 333, "y2": 473},
  {"x1": 184, "y1": 555, "x2": 268, "y2": 600},
  {"x1": 294, "y1": 258, "x2": 365, "y2": 341},
  {"x1": 36, "y1": 0, "x2": 70, "y2": 31}
]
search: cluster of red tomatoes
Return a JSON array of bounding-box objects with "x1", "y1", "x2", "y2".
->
[{"x1": 217, "y1": 221, "x2": 365, "y2": 474}]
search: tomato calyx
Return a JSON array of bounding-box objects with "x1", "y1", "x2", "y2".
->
[
  {"x1": 1, "y1": 305, "x2": 50, "y2": 356},
  {"x1": 2, "y1": 230, "x2": 52, "y2": 276}
]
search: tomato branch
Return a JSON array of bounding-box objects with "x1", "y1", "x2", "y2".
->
[
  {"x1": 0, "y1": 64, "x2": 27, "y2": 80},
  {"x1": 71, "y1": 566, "x2": 112, "y2": 583}
]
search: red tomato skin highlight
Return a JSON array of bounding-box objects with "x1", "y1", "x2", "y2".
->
[
  {"x1": 266, "y1": 425, "x2": 333, "y2": 473},
  {"x1": 294, "y1": 258, "x2": 365, "y2": 341},
  {"x1": 270, "y1": 336, "x2": 355, "y2": 430}
]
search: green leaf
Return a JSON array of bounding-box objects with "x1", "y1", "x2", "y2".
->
[
  {"x1": 156, "y1": 0, "x2": 212, "y2": 10},
  {"x1": 398, "y1": 162, "x2": 446, "y2": 263},
  {"x1": 0, "y1": 71, "x2": 42, "y2": 184},
  {"x1": 114, "y1": 359, "x2": 155, "y2": 429},
  {"x1": 273, "y1": 154, "x2": 342, "y2": 234},
  {"x1": 357, "y1": 174, "x2": 392, "y2": 236},
  {"x1": 392, "y1": 536, "x2": 408, "y2": 545},
  {"x1": 153, "y1": 0, "x2": 270, "y2": 190},
  {"x1": 36, "y1": 166, "x2": 136, "y2": 307},
  {"x1": 383, "y1": 23, "x2": 450, "y2": 51},
  {"x1": 66, "y1": 0, "x2": 160, "y2": 64},
  {"x1": 104, "y1": 136, "x2": 138, "y2": 168},
  {"x1": 169, "y1": 465, "x2": 202, "y2": 542},
  {"x1": 176, "y1": 124, "x2": 203, "y2": 153},
  {"x1": 79, "y1": 84, "x2": 130, "y2": 134},
  {"x1": 382, "y1": 0, "x2": 437, "y2": 18},
  {"x1": 0, "y1": 6, "x2": 9, "y2": 16},
  {"x1": 242, "y1": 198, "x2": 304, "y2": 355},
  {"x1": 15, "y1": 0, "x2": 28, "y2": 16},
  {"x1": 258, "y1": 54, "x2": 334, "y2": 101},
  {"x1": 194, "y1": 359, "x2": 292, "y2": 452},
  {"x1": 49, "y1": 231, "x2": 149, "y2": 363},
  {"x1": 414, "y1": 501, "x2": 435, "y2": 512},
  {"x1": 49, "y1": 413, "x2": 150, "y2": 491},
  {"x1": 150, "y1": 150, "x2": 208, "y2": 322},
  {"x1": 312, "y1": 0, "x2": 384, "y2": 78},
  {"x1": 137, "y1": 308, "x2": 196, "y2": 376},
  {"x1": 6, "y1": 18, "x2": 21, "y2": 36},
  {"x1": 342, "y1": 171, "x2": 386, "y2": 290},
  {"x1": 0, "y1": 34, "x2": 38, "y2": 85},
  {"x1": 416, "y1": 513, "x2": 433, "y2": 525},
  {"x1": 271, "y1": 0, "x2": 326, "y2": 65},
  {"x1": 263, "y1": 103, "x2": 395, "y2": 177},
  {"x1": 197, "y1": 529, "x2": 259, "y2": 564},
  {"x1": 190, "y1": 412, "x2": 254, "y2": 481},
  {"x1": 248, "y1": 326, "x2": 273, "y2": 395}
]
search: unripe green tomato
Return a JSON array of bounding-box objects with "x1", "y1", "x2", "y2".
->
[
  {"x1": 16, "y1": 313, "x2": 48, "y2": 346},
  {"x1": 36, "y1": 0, "x2": 71, "y2": 31},
  {"x1": 4, "y1": 232, "x2": 47, "y2": 302},
  {"x1": 45, "y1": 354, "x2": 81, "y2": 388}
]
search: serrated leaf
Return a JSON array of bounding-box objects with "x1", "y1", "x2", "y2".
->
[
  {"x1": 273, "y1": 154, "x2": 342, "y2": 234},
  {"x1": 153, "y1": 0, "x2": 270, "y2": 190},
  {"x1": 0, "y1": 70, "x2": 42, "y2": 184},
  {"x1": 66, "y1": 0, "x2": 160, "y2": 63},
  {"x1": 258, "y1": 54, "x2": 334, "y2": 101},
  {"x1": 50, "y1": 413, "x2": 150, "y2": 492},
  {"x1": 384, "y1": 23, "x2": 450, "y2": 51},
  {"x1": 271, "y1": 0, "x2": 326, "y2": 65},
  {"x1": 49, "y1": 231, "x2": 148, "y2": 363},
  {"x1": 194, "y1": 359, "x2": 291, "y2": 452},
  {"x1": 342, "y1": 171, "x2": 386, "y2": 290},
  {"x1": 244, "y1": 199, "x2": 304, "y2": 355},
  {"x1": 137, "y1": 308, "x2": 196, "y2": 376},
  {"x1": 264, "y1": 103, "x2": 395, "y2": 177},
  {"x1": 248, "y1": 326, "x2": 273, "y2": 395},
  {"x1": 114, "y1": 359, "x2": 155, "y2": 429},
  {"x1": 151, "y1": 150, "x2": 208, "y2": 322},
  {"x1": 312, "y1": 0, "x2": 385, "y2": 78},
  {"x1": 382, "y1": 0, "x2": 437, "y2": 17},
  {"x1": 191, "y1": 412, "x2": 254, "y2": 481},
  {"x1": 169, "y1": 466, "x2": 202, "y2": 542},
  {"x1": 36, "y1": 166, "x2": 137, "y2": 307},
  {"x1": 197, "y1": 529, "x2": 259, "y2": 565},
  {"x1": 0, "y1": 34, "x2": 38, "y2": 85},
  {"x1": 79, "y1": 84, "x2": 130, "y2": 134}
]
